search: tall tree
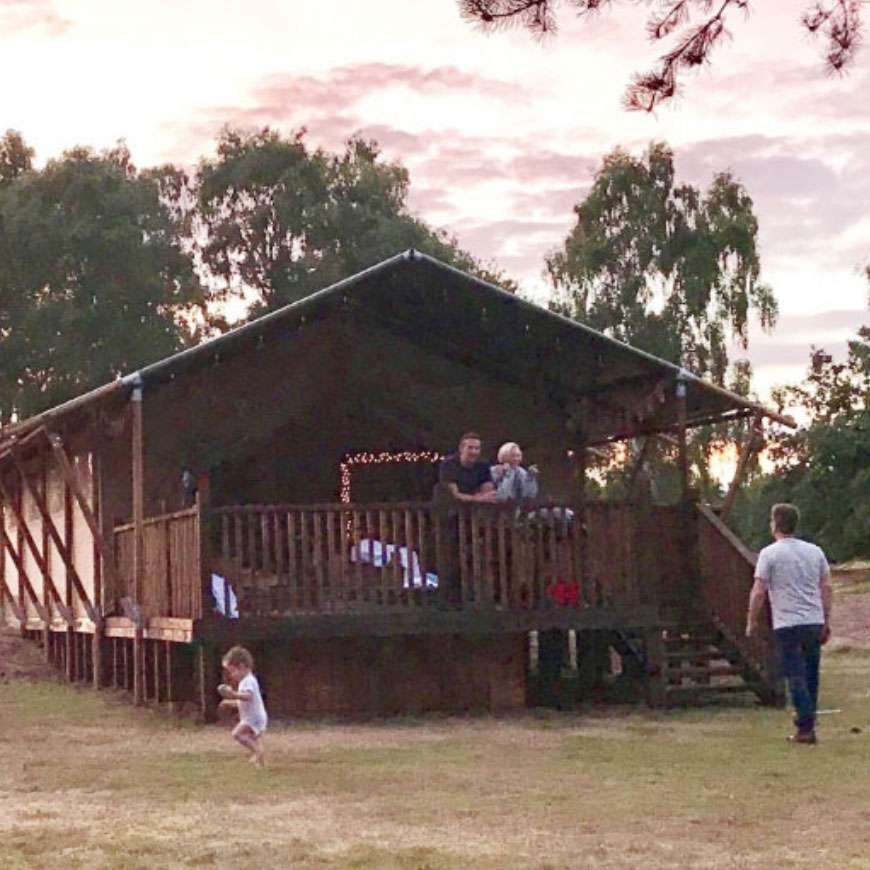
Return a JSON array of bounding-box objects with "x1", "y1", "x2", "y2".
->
[
  {"x1": 459, "y1": 0, "x2": 864, "y2": 110},
  {"x1": 0, "y1": 138, "x2": 204, "y2": 423},
  {"x1": 547, "y1": 141, "x2": 776, "y2": 387},
  {"x1": 0, "y1": 130, "x2": 33, "y2": 186},
  {"x1": 196, "y1": 127, "x2": 512, "y2": 319},
  {"x1": 733, "y1": 328, "x2": 870, "y2": 561},
  {"x1": 548, "y1": 142, "x2": 776, "y2": 500}
]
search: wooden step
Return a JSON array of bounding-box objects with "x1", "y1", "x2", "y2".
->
[
  {"x1": 663, "y1": 649, "x2": 725, "y2": 661},
  {"x1": 663, "y1": 664, "x2": 742, "y2": 679},
  {"x1": 664, "y1": 637, "x2": 719, "y2": 648},
  {"x1": 664, "y1": 682, "x2": 756, "y2": 697},
  {"x1": 664, "y1": 634, "x2": 719, "y2": 646}
]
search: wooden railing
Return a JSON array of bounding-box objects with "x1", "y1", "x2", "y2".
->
[
  {"x1": 209, "y1": 500, "x2": 665, "y2": 618},
  {"x1": 108, "y1": 499, "x2": 691, "y2": 623},
  {"x1": 114, "y1": 506, "x2": 202, "y2": 619},
  {"x1": 696, "y1": 504, "x2": 779, "y2": 689}
]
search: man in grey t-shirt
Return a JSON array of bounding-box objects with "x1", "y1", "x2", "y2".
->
[{"x1": 746, "y1": 503, "x2": 832, "y2": 744}]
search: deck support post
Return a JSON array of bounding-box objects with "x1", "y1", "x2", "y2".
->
[
  {"x1": 196, "y1": 475, "x2": 211, "y2": 620},
  {"x1": 643, "y1": 627, "x2": 666, "y2": 708},
  {"x1": 675, "y1": 376, "x2": 689, "y2": 501},
  {"x1": 196, "y1": 639, "x2": 219, "y2": 722},
  {"x1": 131, "y1": 377, "x2": 146, "y2": 705},
  {"x1": 164, "y1": 641, "x2": 174, "y2": 711},
  {"x1": 567, "y1": 400, "x2": 588, "y2": 602},
  {"x1": 92, "y1": 625, "x2": 103, "y2": 689}
]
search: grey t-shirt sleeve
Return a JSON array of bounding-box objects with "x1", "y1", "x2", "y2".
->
[
  {"x1": 755, "y1": 548, "x2": 771, "y2": 583},
  {"x1": 816, "y1": 546, "x2": 830, "y2": 578}
]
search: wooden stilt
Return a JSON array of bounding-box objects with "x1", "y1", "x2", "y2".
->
[
  {"x1": 165, "y1": 641, "x2": 174, "y2": 710},
  {"x1": 131, "y1": 379, "x2": 146, "y2": 705},
  {"x1": 196, "y1": 642, "x2": 218, "y2": 722},
  {"x1": 644, "y1": 627, "x2": 666, "y2": 708},
  {"x1": 65, "y1": 628, "x2": 75, "y2": 682},
  {"x1": 92, "y1": 626, "x2": 102, "y2": 689},
  {"x1": 133, "y1": 630, "x2": 144, "y2": 703},
  {"x1": 153, "y1": 639, "x2": 160, "y2": 704}
]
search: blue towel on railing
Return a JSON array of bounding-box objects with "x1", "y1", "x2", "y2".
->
[{"x1": 211, "y1": 573, "x2": 239, "y2": 618}]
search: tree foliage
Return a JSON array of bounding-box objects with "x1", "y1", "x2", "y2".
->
[
  {"x1": 0, "y1": 127, "x2": 516, "y2": 423},
  {"x1": 0, "y1": 130, "x2": 33, "y2": 186},
  {"x1": 732, "y1": 328, "x2": 870, "y2": 562},
  {"x1": 0, "y1": 138, "x2": 204, "y2": 423},
  {"x1": 548, "y1": 142, "x2": 775, "y2": 501},
  {"x1": 459, "y1": 0, "x2": 865, "y2": 111},
  {"x1": 196, "y1": 128, "x2": 512, "y2": 318},
  {"x1": 547, "y1": 141, "x2": 776, "y2": 386}
]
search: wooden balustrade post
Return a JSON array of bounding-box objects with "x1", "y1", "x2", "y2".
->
[
  {"x1": 571, "y1": 435, "x2": 588, "y2": 603},
  {"x1": 675, "y1": 375, "x2": 690, "y2": 501},
  {"x1": 196, "y1": 473, "x2": 211, "y2": 621},
  {"x1": 130, "y1": 377, "x2": 146, "y2": 705}
]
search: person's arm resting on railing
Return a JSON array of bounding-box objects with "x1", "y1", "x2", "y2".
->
[{"x1": 446, "y1": 481, "x2": 498, "y2": 504}]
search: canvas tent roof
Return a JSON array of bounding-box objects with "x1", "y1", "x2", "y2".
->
[{"x1": 0, "y1": 250, "x2": 792, "y2": 455}]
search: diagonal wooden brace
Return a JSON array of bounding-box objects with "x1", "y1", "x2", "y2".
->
[
  {"x1": 0, "y1": 477, "x2": 75, "y2": 625},
  {"x1": 0, "y1": 572, "x2": 27, "y2": 624},
  {"x1": 0, "y1": 522, "x2": 50, "y2": 623},
  {"x1": 10, "y1": 452, "x2": 101, "y2": 626},
  {"x1": 46, "y1": 431, "x2": 124, "y2": 605}
]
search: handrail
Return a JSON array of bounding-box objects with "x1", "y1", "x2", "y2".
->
[
  {"x1": 697, "y1": 505, "x2": 757, "y2": 567},
  {"x1": 113, "y1": 505, "x2": 201, "y2": 619},
  {"x1": 211, "y1": 498, "x2": 652, "y2": 515},
  {"x1": 207, "y1": 500, "x2": 669, "y2": 619},
  {"x1": 696, "y1": 503, "x2": 779, "y2": 692},
  {"x1": 113, "y1": 505, "x2": 198, "y2": 534}
]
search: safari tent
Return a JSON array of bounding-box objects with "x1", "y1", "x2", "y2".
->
[{"x1": 0, "y1": 250, "x2": 788, "y2": 717}]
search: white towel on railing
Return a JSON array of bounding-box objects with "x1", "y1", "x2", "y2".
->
[
  {"x1": 211, "y1": 573, "x2": 239, "y2": 618},
  {"x1": 351, "y1": 538, "x2": 438, "y2": 589}
]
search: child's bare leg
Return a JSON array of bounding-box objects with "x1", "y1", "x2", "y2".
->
[
  {"x1": 247, "y1": 733, "x2": 264, "y2": 765},
  {"x1": 231, "y1": 722, "x2": 263, "y2": 762}
]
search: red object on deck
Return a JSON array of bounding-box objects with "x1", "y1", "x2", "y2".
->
[{"x1": 546, "y1": 580, "x2": 580, "y2": 607}]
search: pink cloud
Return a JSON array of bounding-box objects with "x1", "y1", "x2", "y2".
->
[{"x1": 0, "y1": 0, "x2": 72, "y2": 36}]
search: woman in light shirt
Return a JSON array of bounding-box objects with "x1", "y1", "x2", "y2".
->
[{"x1": 490, "y1": 442, "x2": 539, "y2": 503}]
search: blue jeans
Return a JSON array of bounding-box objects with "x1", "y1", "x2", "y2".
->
[{"x1": 774, "y1": 624, "x2": 823, "y2": 732}]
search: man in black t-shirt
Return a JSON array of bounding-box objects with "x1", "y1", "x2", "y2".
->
[
  {"x1": 437, "y1": 432, "x2": 498, "y2": 604},
  {"x1": 439, "y1": 432, "x2": 499, "y2": 504}
]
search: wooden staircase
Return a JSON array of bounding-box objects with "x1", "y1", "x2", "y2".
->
[{"x1": 660, "y1": 623, "x2": 771, "y2": 707}]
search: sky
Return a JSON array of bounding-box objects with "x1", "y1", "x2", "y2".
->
[{"x1": 1, "y1": 0, "x2": 868, "y2": 401}]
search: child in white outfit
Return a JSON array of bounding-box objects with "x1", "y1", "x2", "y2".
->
[{"x1": 218, "y1": 645, "x2": 268, "y2": 765}]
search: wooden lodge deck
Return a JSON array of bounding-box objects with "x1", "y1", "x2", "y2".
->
[
  {"x1": 0, "y1": 252, "x2": 790, "y2": 716},
  {"x1": 100, "y1": 497, "x2": 780, "y2": 708}
]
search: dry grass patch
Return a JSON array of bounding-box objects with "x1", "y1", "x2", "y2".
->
[{"x1": 2, "y1": 652, "x2": 870, "y2": 868}]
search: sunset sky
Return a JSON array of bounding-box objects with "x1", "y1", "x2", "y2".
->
[{"x1": 2, "y1": 0, "x2": 867, "y2": 399}]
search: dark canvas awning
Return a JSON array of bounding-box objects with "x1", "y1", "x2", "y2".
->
[{"x1": 0, "y1": 250, "x2": 792, "y2": 455}]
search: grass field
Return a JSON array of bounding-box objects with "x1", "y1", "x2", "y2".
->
[{"x1": 2, "y1": 645, "x2": 870, "y2": 869}]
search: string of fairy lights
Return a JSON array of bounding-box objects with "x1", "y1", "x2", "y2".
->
[{"x1": 339, "y1": 450, "x2": 443, "y2": 504}]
